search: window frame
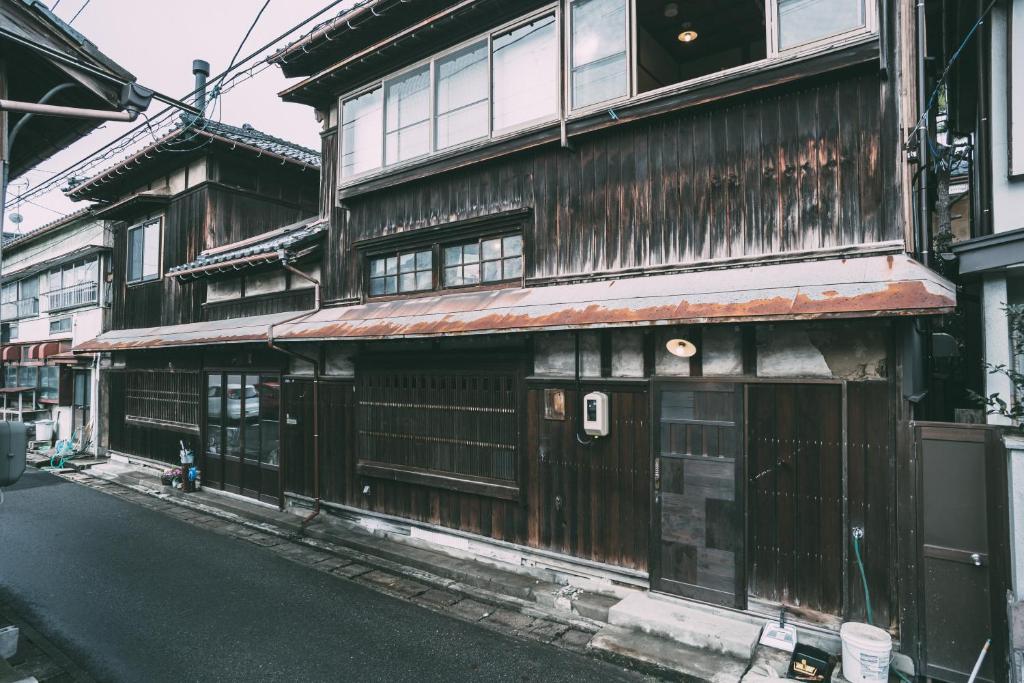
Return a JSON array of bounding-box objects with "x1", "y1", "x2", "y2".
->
[
  {"x1": 126, "y1": 217, "x2": 163, "y2": 285},
  {"x1": 336, "y1": 0, "x2": 877, "y2": 187},
  {"x1": 338, "y1": 4, "x2": 562, "y2": 185},
  {"x1": 442, "y1": 233, "x2": 524, "y2": 290},
  {"x1": 363, "y1": 227, "x2": 526, "y2": 300},
  {"x1": 366, "y1": 247, "x2": 437, "y2": 298}
]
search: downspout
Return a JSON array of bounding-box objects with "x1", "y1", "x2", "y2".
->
[
  {"x1": 916, "y1": 0, "x2": 931, "y2": 267},
  {"x1": 266, "y1": 255, "x2": 322, "y2": 524}
]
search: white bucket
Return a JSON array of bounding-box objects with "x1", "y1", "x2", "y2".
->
[
  {"x1": 841, "y1": 622, "x2": 892, "y2": 682},
  {"x1": 34, "y1": 419, "x2": 54, "y2": 441}
]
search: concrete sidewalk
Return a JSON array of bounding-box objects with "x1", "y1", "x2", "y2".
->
[{"x1": 55, "y1": 457, "x2": 873, "y2": 682}]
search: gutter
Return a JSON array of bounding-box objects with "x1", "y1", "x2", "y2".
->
[{"x1": 266, "y1": 255, "x2": 322, "y2": 524}]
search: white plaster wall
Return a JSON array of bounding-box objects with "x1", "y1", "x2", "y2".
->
[
  {"x1": 984, "y1": 276, "x2": 1014, "y2": 426},
  {"x1": 533, "y1": 332, "x2": 600, "y2": 377},
  {"x1": 188, "y1": 158, "x2": 207, "y2": 187},
  {"x1": 703, "y1": 326, "x2": 744, "y2": 376},
  {"x1": 71, "y1": 308, "x2": 105, "y2": 347},
  {"x1": 992, "y1": 3, "x2": 1024, "y2": 233},
  {"x1": 3, "y1": 220, "x2": 108, "y2": 275},
  {"x1": 325, "y1": 346, "x2": 355, "y2": 377}
]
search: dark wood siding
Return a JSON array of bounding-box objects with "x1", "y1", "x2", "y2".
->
[
  {"x1": 107, "y1": 369, "x2": 200, "y2": 465},
  {"x1": 282, "y1": 374, "x2": 650, "y2": 571},
  {"x1": 325, "y1": 71, "x2": 891, "y2": 303},
  {"x1": 203, "y1": 289, "x2": 314, "y2": 321},
  {"x1": 110, "y1": 178, "x2": 318, "y2": 331}
]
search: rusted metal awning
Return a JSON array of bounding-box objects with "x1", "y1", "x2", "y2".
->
[
  {"x1": 74, "y1": 312, "x2": 306, "y2": 352},
  {"x1": 75, "y1": 254, "x2": 955, "y2": 351},
  {"x1": 275, "y1": 253, "x2": 955, "y2": 341},
  {"x1": 1, "y1": 346, "x2": 20, "y2": 362}
]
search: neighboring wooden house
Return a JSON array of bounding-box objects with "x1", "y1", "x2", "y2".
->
[
  {"x1": 0, "y1": 208, "x2": 108, "y2": 443},
  {"x1": 68, "y1": 63, "x2": 320, "y2": 477},
  {"x1": 80, "y1": 0, "x2": 977, "y2": 676}
]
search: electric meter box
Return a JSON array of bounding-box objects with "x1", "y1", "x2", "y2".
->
[{"x1": 583, "y1": 391, "x2": 609, "y2": 436}]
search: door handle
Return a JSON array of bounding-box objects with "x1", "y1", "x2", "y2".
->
[{"x1": 971, "y1": 553, "x2": 982, "y2": 567}]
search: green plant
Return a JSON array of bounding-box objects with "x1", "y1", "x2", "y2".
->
[{"x1": 970, "y1": 303, "x2": 1024, "y2": 428}]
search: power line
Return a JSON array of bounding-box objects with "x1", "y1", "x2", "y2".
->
[
  {"x1": 6, "y1": 0, "x2": 354, "y2": 210},
  {"x1": 69, "y1": 0, "x2": 91, "y2": 25}
]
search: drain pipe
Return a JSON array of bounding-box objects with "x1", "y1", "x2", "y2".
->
[{"x1": 267, "y1": 256, "x2": 322, "y2": 524}]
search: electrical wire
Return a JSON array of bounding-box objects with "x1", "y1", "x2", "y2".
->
[
  {"x1": 906, "y1": 0, "x2": 998, "y2": 148},
  {"x1": 68, "y1": 0, "x2": 91, "y2": 24}
]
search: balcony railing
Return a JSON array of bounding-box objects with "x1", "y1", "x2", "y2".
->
[
  {"x1": 47, "y1": 282, "x2": 98, "y2": 312},
  {"x1": 1, "y1": 297, "x2": 39, "y2": 320}
]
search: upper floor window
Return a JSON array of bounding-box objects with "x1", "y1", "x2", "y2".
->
[
  {"x1": 570, "y1": 0, "x2": 629, "y2": 109},
  {"x1": 369, "y1": 249, "x2": 433, "y2": 296},
  {"x1": 127, "y1": 219, "x2": 161, "y2": 284},
  {"x1": 777, "y1": 0, "x2": 866, "y2": 51},
  {"x1": 340, "y1": 10, "x2": 559, "y2": 181},
  {"x1": 444, "y1": 235, "x2": 523, "y2": 287},
  {"x1": 1, "y1": 278, "x2": 39, "y2": 319},
  {"x1": 366, "y1": 232, "x2": 524, "y2": 298},
  {"x1": 337, "y1": 0, "x2": 873, "y2": 184},
  {"x1": 47, "y1": 257, "x2": 99, "y2": 311}
]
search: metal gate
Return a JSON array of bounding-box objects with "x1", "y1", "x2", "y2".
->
[{"x1": 914, "y1": 422, "x2": 1009, "y2": 683}]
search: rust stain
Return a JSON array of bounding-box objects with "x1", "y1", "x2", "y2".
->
[{"x1": 821, "y1": 290, "x2": 840, "y2": 298}]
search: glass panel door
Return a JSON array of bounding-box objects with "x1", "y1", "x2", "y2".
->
[{"x1": 205, "y1": 374, "x2": 224, "y2": 489}]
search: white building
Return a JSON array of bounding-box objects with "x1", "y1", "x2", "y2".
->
[{"x1": 0, "y1": 208, "x2": 110, "y2": 450}]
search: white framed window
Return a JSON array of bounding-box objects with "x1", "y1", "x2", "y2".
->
[
  {"x1": 569, "y1": 0, "x2": 629, "y2": 110},
  {"x1": 491, "y1": 14, "x2": 559, "y2": 132},
  {"x1": 774, "y1": 0, "x2": 867, "y2": 52},
  {"x1": 339, "y1": 8, "x2": 560, "y2": 183},
  {"x1": 434, "y1": 40, "x2": 489, "y2": 150},
  {"x1": 341, "y1": 86, "x2": 384, "y2": 179},
  {"x1": 127, "y1": 219, "x2": 162, "y2": 284},
  {"x1": 385, "y1": 65, "x2": 431, "y2": 165}
]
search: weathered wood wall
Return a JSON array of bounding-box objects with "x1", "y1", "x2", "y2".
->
[
  {"x1": 322, "y1": 70, "x2": 890, "y2": 303},
  {"x1": 282, "y1": 375, "x2": 651, "y2": 571},
  {"x1": 110, "y1": 175, "x2": 318, "y2": 331}
]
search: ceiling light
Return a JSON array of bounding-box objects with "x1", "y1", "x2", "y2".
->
[
  {"x1": 663, "y1": 3, "x2": 679, "y2": 18},
  {"x1": 666, "y1": 338, "x2": 697, "y2": 358},
  {"x1": 678, "y1": 23, "x2": 698, "y2": 43}
]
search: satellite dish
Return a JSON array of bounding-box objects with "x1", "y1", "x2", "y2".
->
[{"x1": 9, "y1": 213, "x2": 22, "y2": 224}]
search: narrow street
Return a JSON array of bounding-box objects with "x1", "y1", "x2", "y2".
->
[{"x1": 0, "y1": 471, "x2": 644, "y2": 682}]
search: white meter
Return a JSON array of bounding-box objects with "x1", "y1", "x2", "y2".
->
[{"x1": 583, "y1": 391, "x2": 609, "y2": 436}]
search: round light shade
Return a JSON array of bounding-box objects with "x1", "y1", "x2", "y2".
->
[
  {"x1": 678, "y1": 29, "x2": 698, "y2": 43},
  {"x1": 665, "y1": 338, "x2": 697, "y2": 358}
]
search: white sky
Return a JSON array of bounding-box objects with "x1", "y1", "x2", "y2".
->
[{"x1": 8, "y1": 0, "x2": 346, "y2": 234}]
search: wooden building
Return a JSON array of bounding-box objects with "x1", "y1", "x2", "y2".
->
[
  {"x1": 79, "y1": 0, "x2": 978, "y2": 674},
  {"x1": 66, "y1": 64, "x2": 320, "y2": 499}
]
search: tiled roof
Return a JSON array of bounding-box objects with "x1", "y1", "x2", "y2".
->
[
  {"x1": 199, "y1": 119, "x2": 321, "y2": 168},
  {"x1": 168, "y1": 217, "x2": 326, "y2": 278},
  {"x1": 66, "y1": 117, "x2": 320, "y2": 200}
]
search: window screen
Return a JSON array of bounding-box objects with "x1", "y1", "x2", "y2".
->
[{"x1": 357, "y1": 360, "x2": 522, "y2": 484}]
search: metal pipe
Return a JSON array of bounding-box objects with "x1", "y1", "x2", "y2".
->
[
  {"x1": 192, "y1": 60, "x2": 210, "y2": 115},
  {"x1": 0, "y1": 99, "x2": 138, "y2": 122},
  {"x1": 916, "y1": 0, "x2": 931, "y2": 267},
  {"x1": 267, "y1": 259, "x2": 322, "y2": 524}
]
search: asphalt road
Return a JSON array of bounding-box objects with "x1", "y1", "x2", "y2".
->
[{"x1": 0, "y1": 470, "x2": 642, "y2": 683}]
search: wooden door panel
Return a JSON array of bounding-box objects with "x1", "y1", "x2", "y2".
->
[{"x1": 747, "y1": 384, "x2": 842, "y2": 616}]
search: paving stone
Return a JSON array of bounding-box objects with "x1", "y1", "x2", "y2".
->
[
  {"x1": 486, "y1": 608, "x2": 537, "y2": 632},
  {"x1": 245, "y1": 534, "x2": 284, "y2": 547},
  {"x1": 385, "y1": 577, "x2": 429, "y2": 598},
  {"x1": 557, "y1": 629, "x2": 594, "y2": 651},
  {"x1": 358, "y1": 570, "x2": 400, "y2": 588},
  {"x1": 523, "y1": 619, "x2": 570, "y2": 643},
  {"x1": 446, "y1": 599, "x2": 493, "y2": 622},
  {"x1": 412, "y1": 588, "x2": 462, "y2": 609},
  {"x1": 332, "y1": 563, "x2": 371, "y2": 578},
  {"x1": 312, "y1": 556, "x2": 353, "y2": 571}
]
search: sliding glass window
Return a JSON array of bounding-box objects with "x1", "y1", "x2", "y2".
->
[
  {"x1": 385, "y1": 66, "x2": 431, "y2": 164},
  {"x1": 434, "y1": 41, "x2": 489, "y2": 150},
  {"x1": 777, "y1": 0, "x2": 866, "y2": 51},
  {"x1": 341, "y1": 86, "x2": 383, "y2": 179},
  {"x1": 570, "y1": 0, "x2": 628, "y2": 109},
  {"x1": 491, "y1": 15, "x2": 558, "y2": 132}
]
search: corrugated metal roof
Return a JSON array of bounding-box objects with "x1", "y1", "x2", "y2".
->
[
  {"x1": 76, "y1": 254, "x2": 954, "y2": 352},
  {"x1": 168, "y1": 218, "x2": 325, "y2": 278},
  {"x1": 75, "y1": 312, "x2": 302, "y2": 352}
]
